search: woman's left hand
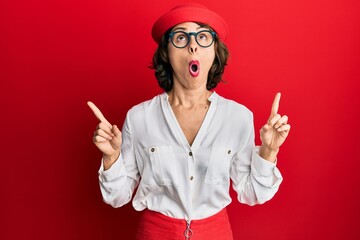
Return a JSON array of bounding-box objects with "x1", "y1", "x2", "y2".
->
[{"x1": 259, "y1": 93, "x2": 291, "y2": 162}]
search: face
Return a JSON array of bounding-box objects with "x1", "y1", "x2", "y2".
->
[{"x1": 167, "y1": 22, "x2": 216, "y2": 91}]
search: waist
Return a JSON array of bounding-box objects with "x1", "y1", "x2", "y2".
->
[
  {"x1": 144, "y1": 208, "x2": 230, "y2": 225},
  {"x1": 136, "y1": 208, "x2": 233, "y2": 240}
]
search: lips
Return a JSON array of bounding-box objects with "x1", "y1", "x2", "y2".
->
[{"x1": 189, "y1": 60, "x2": 200, "y2": 77}]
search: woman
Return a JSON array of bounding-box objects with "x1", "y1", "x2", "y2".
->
[{"x1": 88, "y1": 3, "x2": 290, "y2": 240}]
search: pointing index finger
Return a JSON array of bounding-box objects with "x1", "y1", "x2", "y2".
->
[
  {"x1": 270, "y1": 92, "x2": 281, "y2": 117},
  {"x1": 87, "y1": 101, "x2": 111, "y2": 127}
]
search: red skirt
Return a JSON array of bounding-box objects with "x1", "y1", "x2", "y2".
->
[{"x1": 136, "y1": 208, "x2": 233, "y2": 240}]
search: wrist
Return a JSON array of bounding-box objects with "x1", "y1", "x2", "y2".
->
[
  {"x1": 259, "y1": 146, "x2": 279, "y2": 163},
  {"x1": 103, "y1": 151, "x2": 120, "y2": 170}
]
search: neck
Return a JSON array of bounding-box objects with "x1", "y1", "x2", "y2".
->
[{"x1": 167, "y1": 88, "x2": 211, "y2": 108}]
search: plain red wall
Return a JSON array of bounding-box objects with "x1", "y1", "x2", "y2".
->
[{"x1": 1, "y1": 0, "x2": 359, "y2": 239}]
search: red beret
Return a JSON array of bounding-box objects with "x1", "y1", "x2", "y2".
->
[{"x1": 151, "y1": 3, "x2": 229, "y2": 44}]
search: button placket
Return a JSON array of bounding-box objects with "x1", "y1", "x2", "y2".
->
[{"x1": 187, "y1": 149, "x2": 195, "y2": 183}]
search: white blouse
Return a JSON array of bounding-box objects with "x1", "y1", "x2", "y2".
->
[{"x1": 98, "y1": 92, "x2": 283, "y2": 220}]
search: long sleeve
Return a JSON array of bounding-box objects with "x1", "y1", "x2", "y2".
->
[
  {"x1": 230, "y1": 113, "x2": 283, "y2": 206},
  {"x1": 98, "y1": 112, "x2": 140, "y2": 208}
]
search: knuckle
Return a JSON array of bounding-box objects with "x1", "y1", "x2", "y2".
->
[
  {"x1": 94, "y1": 135, "x2": 102, "y2": 142},
  {"x1": 94, "y1": 129, "x2": 102, "y2": 136}
]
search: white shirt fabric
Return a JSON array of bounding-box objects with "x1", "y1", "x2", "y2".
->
[{"x1": 98, "y1": 92, "x2": 283, "y2": 220}]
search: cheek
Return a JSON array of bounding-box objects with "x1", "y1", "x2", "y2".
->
[
  {"x1": 202, "y1": 50, "x2": 216, "y2": 68},
  {"x1": 168, "y1": 52, "x2": 189, "y2": 74},
  {"x1": 167, "y1": 47, "x2": 181, "y2": 69}
]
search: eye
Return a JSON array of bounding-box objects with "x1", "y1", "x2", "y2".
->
[
  {"x1": 198, "y1": 33, "x2": 208, "y2": 40},
  {"x1": 175, "y1": 33, "x2": 188, "y2": 42}
]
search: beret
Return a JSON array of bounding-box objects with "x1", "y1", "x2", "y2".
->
[{"x1": 151, "y1": 3, "x2": 229, "y2": 44}]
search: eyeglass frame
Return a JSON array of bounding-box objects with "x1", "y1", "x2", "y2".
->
[{"x1": 168, "y1": 30, "x2": 217, "y2": 48}]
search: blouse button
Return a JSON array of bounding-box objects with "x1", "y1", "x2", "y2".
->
[
  {"x1": 151, "y1": 148, "x2": 155, "y2": 152},
  {"x1": 189, "y1": 152, "x2": 193, "y2": 156},
  {"x1": 228, "y1": 150, "x2": 231, "y2": 154},
  {"x1": 190, "y1": 176, "x2": 194, "y2": 181}
]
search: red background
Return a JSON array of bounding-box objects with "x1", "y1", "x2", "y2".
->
[{"x1": 1, "y1": 0, "x2": 359, "y2": 239}]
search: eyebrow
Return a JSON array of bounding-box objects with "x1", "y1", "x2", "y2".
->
[
  {"x1": 172, "y1": 27, "x2": 186, "y2": 32},
  {"x1": 172, "y1": 26, "x2": 208, "y2": 32}
]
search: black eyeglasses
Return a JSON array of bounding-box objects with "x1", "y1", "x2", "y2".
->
[{"x1": 168, "y1": 30, "x2": 216, "y2": 48}]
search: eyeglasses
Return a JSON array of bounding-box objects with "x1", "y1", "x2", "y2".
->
[{"x1": 168, "y1": 30, "x2": 216, "y2": 48}]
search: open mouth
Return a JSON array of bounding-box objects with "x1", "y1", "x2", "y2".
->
[{"x1": 189, "y1": 60, "x2": 200, "y2": 77}]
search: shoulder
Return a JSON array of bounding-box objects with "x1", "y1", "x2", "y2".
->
[
  {"x1": 216, "y1": 93, "x2": 253, "y2": 120},
  {"x1": 212, "y1": 93, "x2": 255, "y2": 141},
  {"x1": 126, "y1": 93, "x2": 165, "y2": 119}
]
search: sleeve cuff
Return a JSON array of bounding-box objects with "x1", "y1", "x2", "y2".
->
[
  {"x1": 251, "y1": 146, "x2": 277, "y2": 177},
  {"x1": 98, "y1": 154, "x2": 125, "y2": 181}
]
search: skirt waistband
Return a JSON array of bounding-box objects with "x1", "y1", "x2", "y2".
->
[{"x1": 136, "y1": 208, "x2": 233, "y2": 240}]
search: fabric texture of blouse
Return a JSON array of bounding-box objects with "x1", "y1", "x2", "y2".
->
[{"x1": 98, "y1": 92, "x2": 283, "y2": 221}]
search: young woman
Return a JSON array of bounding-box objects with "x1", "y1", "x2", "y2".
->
[{"x1": 88, "y1": 3, "x2": 290, "y2": 239}]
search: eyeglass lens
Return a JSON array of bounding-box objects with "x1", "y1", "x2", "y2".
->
[{"x1": 170, "y1": 31, "x2": 215, "y2": 48}]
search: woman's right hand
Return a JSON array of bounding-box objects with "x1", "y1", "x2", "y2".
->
[{"x1": 87, "y1": 101, "x2": 122, "y2": 169}]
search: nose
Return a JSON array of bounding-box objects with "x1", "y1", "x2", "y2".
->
[{"x1": 188, "y1": 36, "x2": 198, "y2": 54}]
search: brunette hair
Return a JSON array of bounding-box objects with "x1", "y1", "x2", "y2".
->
[{"x1": 150, "y1": 24, "x2": 229, "y2": 92}]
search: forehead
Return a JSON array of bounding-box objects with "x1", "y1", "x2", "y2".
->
[{"x1": 171, "y1": 22, "x2": 209, "y2": 31}]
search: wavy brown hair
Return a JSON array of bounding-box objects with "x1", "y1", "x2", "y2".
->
[{"x1": 150, "y1": 24, "x2": 229, "y2": 92}]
